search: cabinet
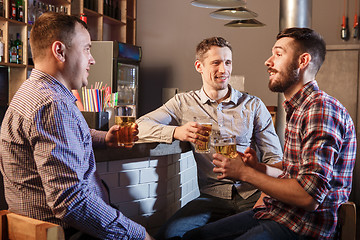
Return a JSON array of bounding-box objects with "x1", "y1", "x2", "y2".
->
[
  {"x1": 70, "y1": 0, "x2": 137, "y2": 44},
  {"x1": 0, "y1": 0, "x2": 136, "y2": 105}
]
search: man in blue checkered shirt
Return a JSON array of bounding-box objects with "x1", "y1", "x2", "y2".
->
[{"x1": 0, "y1": 12, "x2": 153, "y2": 240}]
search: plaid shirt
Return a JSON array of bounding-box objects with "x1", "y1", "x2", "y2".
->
[
  {"x1": 255, "y1": 81, "x2": 356, "y2": 239},
  {"x1": 0, "y1": 69, "x2": 145, "y2": 240}
]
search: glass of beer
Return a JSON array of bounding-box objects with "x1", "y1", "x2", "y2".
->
[
  {"x1": 114, "y1": 105, "x2": 136, "y2": 147},
  {"x1": 193, "y1": 116, "x2": 213, "y2": 153},
  {"x1": 212, "y1": 134, "x2": 238, "y2": 158}
]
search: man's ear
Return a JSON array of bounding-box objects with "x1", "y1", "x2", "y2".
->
[
  {"x1": 298, "y1": 52, "x2": 311, "y2": 70},
  {"x1": 52, "y1": 41, "x2": 66, "y2": 63},
  {"x1": 195, "y1": 60, "x2": 203, "y2": 73}
]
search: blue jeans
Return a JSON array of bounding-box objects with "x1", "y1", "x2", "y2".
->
[
  {"x1": 182, "y1": 209, "x2": 308, "y2": 240},
  {"x1": 155, "y1": 189, "x2": 260, "y2": 240}
]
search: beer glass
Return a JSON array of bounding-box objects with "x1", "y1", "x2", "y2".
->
[
  {"x1": 193, "y1": 116, "x2": 213, "y2": 153},
  {"x1": 212, "y1": 134, "x2": 238, "y2": 158},
  {"x1": 114, "y1": 104, "x2": 136, "y2": 147}
]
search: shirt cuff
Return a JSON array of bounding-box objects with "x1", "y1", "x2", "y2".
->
[
  {"x1": 160, "y1": 125, "x2": 177, "y2": 143},
  {"x1": 123, "y1": 219, "x2": 146, "y2": 240}
]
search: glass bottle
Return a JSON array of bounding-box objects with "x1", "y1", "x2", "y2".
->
[
  {"x1": 28, "y1": 0, "x2": 36, "y2": 24},
  {"x1": 14, "y1": 33, "x2": 22, "y2": 64},
  {"x1": 0, "y1": 0, "x2": 4, "y2": 17},
  {"x1": 16, "y1": 0, "x2": 23, "y2": 22},
  {"x1": 9, "y1": 36, "x2": 17, "y2": 63},
  {"x1": 9, "y1": 0, "x2": 16, "y2": 20}
]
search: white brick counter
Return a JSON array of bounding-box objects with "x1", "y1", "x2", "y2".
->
[{"x1": 94, "y1": 141, "x2": 200, "y2": 235}]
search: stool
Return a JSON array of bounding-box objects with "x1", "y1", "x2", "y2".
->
[{"x1": 0, "y1": 210, "x2": 65, "y2": 240}]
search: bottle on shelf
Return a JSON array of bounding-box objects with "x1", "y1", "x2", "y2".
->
[
  {"x1": 0, "y1": 29, "x2": 4, "y2": 63},
  {"x1": 9, "y1": 36, "x2": 17, "y2": 63},
  {"x1": 28, "y1": 0, "x2": 36, "y2": 25},
  {"x1": 0, "y1": 0, "x2": 4, "y2": 18},
  {"x1": 16, "y1": 0, "x2": 24, "y2": 22},
  {"x1": 115, "y1": 1, "x2": 120, "y2": 20},
  {"x1": 9, "y1": 0, "x2": 16, "y2": 20},
  {"x1": 14, "y1": 33, "x2": 22, "y2": 64}
]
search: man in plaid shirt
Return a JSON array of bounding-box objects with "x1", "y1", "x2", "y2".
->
[{"x1": 182, "y1": 28, "x2": 356, "y2": 240}]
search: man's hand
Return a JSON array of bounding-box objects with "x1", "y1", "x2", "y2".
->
[
  {"x1": 105, "y1": 124, "x2": 139, "y2": 148},
  {"x1": 242, "y1": 147, "x2": 260, "y2": 169},
  {"x1": 173, "y1": 122, "x2": 210, "y2": 143},
  {"x1": 213, "y1": 153, "x2": 249, "y2": 181}
]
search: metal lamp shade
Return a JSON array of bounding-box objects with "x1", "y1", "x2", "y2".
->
[
  {"x1": 225, "y1": 19, "x2": 265, "y2": 27},
  {"x1": 191, "y1": 0, "x2": 246, "y2": 8},
  {"x1": 210, "y1": 7, "x2": 258, "y2": 20}
]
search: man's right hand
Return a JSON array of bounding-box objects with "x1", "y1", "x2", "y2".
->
[{"x1": 173, "y1": 122, "x2": 210, "y2": 143}]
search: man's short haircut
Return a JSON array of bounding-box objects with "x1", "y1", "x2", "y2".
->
[
  {"x1": 30, "y1": 12, "x2": 88, "y2": 62},
  {"x1": 277, "y1": 27, "x2": 326, "y2": 74},
  {"x1": 196, "y1": 37, "x2": 232, "y2": 62}
]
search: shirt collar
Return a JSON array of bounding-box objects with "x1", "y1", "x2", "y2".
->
[
  {"x1": 30, "y1": 68, "x2": 77, "y2": 103},
  {"x1": 199, "y1": 85, "x2": 242, "y2": 104},
  {"x1": 283, "y1": 80, "x2": 319, "y2": 113}
]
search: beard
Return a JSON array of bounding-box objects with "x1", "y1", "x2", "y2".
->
[{"x1": 268, "y1": 58, "x2": 300, "y2": 93}]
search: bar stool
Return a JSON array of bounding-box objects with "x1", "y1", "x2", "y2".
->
[
  {"x1": 0, "y1": 210, "x2": 65, "y2": 240},
  {"x1": 337, "y1": 201, "x2": 356, "y2": 240}
]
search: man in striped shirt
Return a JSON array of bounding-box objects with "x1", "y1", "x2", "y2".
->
[
  {"x1": 183, "y1": 28, "x2": 356, "y2": 240},
  {"x1": 0, "y1": 12, "x2": 153, "y2": 240}
]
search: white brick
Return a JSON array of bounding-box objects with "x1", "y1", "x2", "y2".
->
[
  {"x1": 170, "y1": 153, "x2": 181, "y2": 163},
  {"x1": 110, "y1": 184, "x2": 149, "y2": 203},
  {"x1": 180, "y1": 167, "x2": 197, "y2": 185},
  {"x1": 119, "y1": 170, "x2": 140, "y2": 186},
  {"x1": 96, "y1": 162, "x2": 108, "y2": 173},
  {"x1": 180, "y1": 150, "x2": 193, "y2": 159},
  {"x1": 99, "y1": 172, "x2": 119, "y2": 188},
  {"x1": 166, "y1": 163, "x2": 177, "y2": 179},
  {"x1": 181, "y1": 192, "x2": 197, "y2": 207},
  {"x1": 149, "y1": 182, "x2": 167, "y2": 197},
  {"x1": 138, "y1": 198, "x2": 157, "y2": 214},
  {"x1": 178, "y1": 158, "x2": 188, "y2": 172},
  {"x1": 187, "y1": 156, "x2": 196, "y2": 168},
  {"x1": 108, "y1": 158, "x2": 149, "y2": 172},
  {"x1": 116, "y1": 201, "x2": 140, "y2": 217},
  {"x1": 140, "y1": 168, "x2": 158, "y2": 183},
  {"x1": 149, "y1": 156, "x2": 169, "y2": 167}
]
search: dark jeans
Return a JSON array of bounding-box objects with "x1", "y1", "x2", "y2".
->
[
  {"x1": 182, "y1": 209, "x2": 308, "y2": 240},
  {"x1": 155, "y1": 188, "x2": 261, "y2": 240}
]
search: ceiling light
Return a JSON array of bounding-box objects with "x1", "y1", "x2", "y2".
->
[
  {"x1": 210, "y1": 7, "x2": 258, "y2": 20},
  {"x1": 225, "y1": 19, "x2": 265, "y2": 27},
  {"x1": 191, "y1": 0, "x2": 246, "y2": 8}
]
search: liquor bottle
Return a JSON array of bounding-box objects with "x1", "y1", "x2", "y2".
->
[
  {"x1": 9, "y1": 0, "x2": 16, "y2": 20},
  {"x1": 115, "y1": 1, "x2": 120, "y2": 20},
  {"x1": 9, "y1": 37, "x2": 17, "y2": 63},
  {"x1": 104, "y1": 0, "x2": 108, "y2": 16},
  {"x1": 0, "y1": 0, "x2": 4, "y2": 17},
  {"x1": 28, "y1": 0, "x2": 36, "y2": 25},
  {"x1": 0, "y1": 30, "x2": 4, "y2": 62},
  {"x1": 14, "y1": 33, "x2": 22, "y2": 64},
  {"x1": 16, "y1": 0, "x2": 23, "y2": 22}
]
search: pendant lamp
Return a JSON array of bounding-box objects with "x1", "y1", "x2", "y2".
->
[
  {"x1": 191, "y1": 0, "x2": 246, "y2": 8},
  {"x1": 210, "y1": 7, "x2": 258, "y2": 20},
  {"x1": 224, "y1": 19, "x2": 265, "y2": 27}
]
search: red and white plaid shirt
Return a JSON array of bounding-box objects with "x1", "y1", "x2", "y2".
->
[{"x1": 255, "y1": 81, "x2": 356, "y2": 239}]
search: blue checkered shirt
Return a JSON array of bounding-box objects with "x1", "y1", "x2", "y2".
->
[{"x1": 0, "y1": 69, "x2": 145, "y2": 239}]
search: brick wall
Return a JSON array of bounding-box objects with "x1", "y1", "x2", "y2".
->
[{"x1": 96, "y1": 150, "x2": 199, "y2": 235}]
